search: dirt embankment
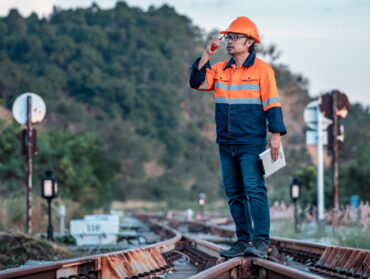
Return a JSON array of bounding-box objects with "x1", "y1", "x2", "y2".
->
[{"x1": 0, "y1": 232, "x2": 72, "y2": 270}]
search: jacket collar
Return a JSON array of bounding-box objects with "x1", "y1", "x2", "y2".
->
[{"x1": 224, "y1": 53, "x2": 256, "y2": 70}]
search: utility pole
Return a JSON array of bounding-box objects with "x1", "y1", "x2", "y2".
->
[
  {"x1": 316, "y1": 103, "x2": 324, "y2": 222},
  {"x1": 320, "y1": 90, "x2": 350, "y2": 229},
  {"x1": 331, "y1": 91, "x2": 339, "y2": 228},
  {"x1": 12, "y1": 92, "x2": 46, "y2": 234},
  {"x1": 26, "y1": 96, "x2": 33, "y2": 234}
]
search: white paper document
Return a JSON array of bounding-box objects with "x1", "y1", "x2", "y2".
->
[{"x1": 259, "y1": 143, "x2": 286, "y2": 178}]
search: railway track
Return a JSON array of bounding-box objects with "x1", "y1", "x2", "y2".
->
[
  {"x1": 167, "y1": 219, "x2": 370, "y2": 279},
  {"x1": 0, "y1": 217, "x2": 369, "y2": 279}
]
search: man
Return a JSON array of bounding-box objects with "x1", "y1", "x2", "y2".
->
[{"x1": 189, "y1": 16, "x2": 286, "y2": 258}]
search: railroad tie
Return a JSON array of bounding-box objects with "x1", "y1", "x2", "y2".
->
[
  {"x1": 361, "y1": 260, "x2": 370, "y2": 279},
  {"x1": 100, "y1": 247, "x2": 171, "y2": 279},
  {"x1": 310, "y1": 246, "x2": 334, "y2": 272},
  {"x1": 345, "y1": 250, "x2": 369, "y2": 278},
  {"x1": 309, "y1": 247, "x2": 370, "y2": 279},
  {"x1": 329, "y1": 249, "x2": 354, "y2": 277}
]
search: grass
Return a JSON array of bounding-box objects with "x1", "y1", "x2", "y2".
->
[
  {"x1": 271, "y1": 219, "x2": 370, "y2": 249},
  {"x1": 0, "y1": 232, "x2": 72, "y2": 270},
  {"x1": 2, "y1": 196, "x2": 367, "y2": 250},
  {"x1": 111, "y1": 199, "x2": 230, "y2": 215}
]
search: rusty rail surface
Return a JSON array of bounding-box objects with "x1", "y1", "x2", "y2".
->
[
  {"x1": 1, "y1": 217, "x2": 369, "y2": 279},
  {"x1": 136, "y1": 216, "x2": 370, "y2": 278},
  {"x1": 0, "y1": 222, "x2": 182, "y2": 279},
  {"x1": 189, "y1": 257, "x2": 326, "y2": 279},
  {"x1": 0, "y1": 220, "x2": 227, "y2": 279},
  {"x1": 182, "y1": 221, "x2": 326, "y2": 254},
  {"x1": 172, "y1": 220, "x2": 370, "y2": 279}
]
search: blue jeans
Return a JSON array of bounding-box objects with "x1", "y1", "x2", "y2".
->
[{"x1": 218, "y1": 144, "x2": 270, "y2": 242}]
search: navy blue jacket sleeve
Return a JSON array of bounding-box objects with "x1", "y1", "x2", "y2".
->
[
  {"x1": 266, "y1": 107, "x2": 287, "y2": 135},
  {"x1": 189, "y1": 57, "x2": 211, "y2": 89}
]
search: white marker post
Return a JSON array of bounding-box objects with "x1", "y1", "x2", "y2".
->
[
  {"x1": 304, "y1": 100, "x2": 332, "y2": 223},
  {"x1": 59, "y1": 205, "x2": 66, "y2": 235}
]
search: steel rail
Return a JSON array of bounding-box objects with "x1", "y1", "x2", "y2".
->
[
  {"x1": 185, "y1": 220, "x2": 323, "y2": 249},
  {"x1": 189, "y1": 257, "x2": 326, "y2": 279},
  {"x1": 1, "y1": 216, "x2": 369, "y2": 279},
  {"x1": 184, "y1": 220, "x2": 326, "y2": 255},
  {"x1": 0, "y1": 255, "x2": 100, "y2": 279},
  {"x1": 143, "y1": 221, "x2": 182, "y2": 253},
  {"x1": 0, "y1": 220, "x2": 227, "y2": 279},
  {"x1": 189, "y1": 257, "x2": 244, "y2": 279},
  {"x1": 270, "y1": 236, "x2": 327, "y2": 254},
  {"x1": 183, "y1": 235, "x2": 223, "y2": 258},
  {"x1": 150, "y1": 216, "x2": 370, "y2": 278},
  {"x1": 253, "y1": 258, "x2": 324, "y2": 279},
  {"x1": 171, "y1": 219, "x2": 370, "y2": 279},
  {"x1": 0, "y1": 221, "x2": 181, "y2": 279}
]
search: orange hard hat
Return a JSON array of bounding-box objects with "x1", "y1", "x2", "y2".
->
[{"x1": 220, "y1": 16, "x2": 260, "y2": 44}]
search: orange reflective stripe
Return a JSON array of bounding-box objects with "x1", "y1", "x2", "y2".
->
[{"x1": 197, "y1": 57, "x2": 282, "y2": 111}]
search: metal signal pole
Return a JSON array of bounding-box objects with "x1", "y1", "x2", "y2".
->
[
  {"x1": 317, "y1": 103, "x2": 324, "y2": 222},
  {"x1": 13, "y1": 93, "x2": 46, "y2": 234},
  {"x1": 332, "y1": 91, "x2": 339, "y2": 228},
  {"x1": 26, "y1": 96, "x2": 33, "y2": 234},
  {"x1": 319, "y1": 90, "x2": 350, "y2": 228}
]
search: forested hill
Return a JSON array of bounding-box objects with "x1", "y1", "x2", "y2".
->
[
  {"x1": 0, "y1": 2, "x2": 226, "y2": 210},
  {"x1": 0, "y1": 2, "x2": 368, "y2": 214}
]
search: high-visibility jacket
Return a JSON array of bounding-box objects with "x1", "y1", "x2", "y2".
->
[{"x1": 189, "y1": 53, "x2": 286, "y2": 145}]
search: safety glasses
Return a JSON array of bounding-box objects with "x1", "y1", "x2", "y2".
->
[{"x1": 223, "y1": 34, "x2": 249, "y2": 41}]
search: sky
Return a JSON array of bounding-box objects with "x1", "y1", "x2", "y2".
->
[{"x1": 1, "y1": 0, "x2": 369, "y2": 107}]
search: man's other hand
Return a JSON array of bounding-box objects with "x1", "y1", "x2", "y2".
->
[{"x1": 270, "y1": 133, "x2": 281, "y2": 161}]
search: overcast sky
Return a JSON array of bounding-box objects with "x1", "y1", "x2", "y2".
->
[{"x1": 1, "y1": 0, "x2": 369, "y2": 106}]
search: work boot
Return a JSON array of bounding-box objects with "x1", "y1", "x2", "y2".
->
[
  {"x1": 245, "y1": 239, "x2": 269, "y2": 258},
  {"x1": 220, "y1": 240, "x2": 250, "y2": 258}
]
